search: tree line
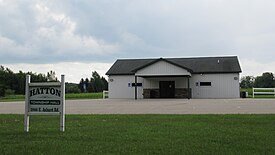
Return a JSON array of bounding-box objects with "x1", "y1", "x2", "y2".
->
[
  {"x1": 240, "y1": 72, "x2": 275, "y2": 88},
  {"x1": 0, "y1": 65, "x2": 108, "y2": 97},
  {"x1": 0, "y1": 66, "x2": 51, "y2": 97},
  {"x1": 78, "y1": 71, "x2": 108, "y2": 93},
  {"x1": 64, "y1": 71, "x2": 108, "y2": 94}
]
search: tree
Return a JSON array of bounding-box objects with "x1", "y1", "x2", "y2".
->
[
  {"x1": 47, "y1": 70, "x2": 58, "y2": 81},
  {"x1": 65, "y1": 83, "x2": 81, "y2": 93},
  {"x1": 254, "y1": 72, "x2": 275, "y2": 88},
  {"x1": 79, "y1": 78, "x2": 85, "y2": 93},
  {"x1": 92, "y1": 71, "x2": 101, "y2": 79},
  {"x1": 240, "y1": 76, "x2": 254, "y2": 88},
  {"x1": 14, "y1": 71, "x2": 25, "y2": 94},
  {"x1": 84, "y1": 78, "x2": 90, "y2": 93},
  {"x1": 0, "y1": 84, "x2": 6, "y2": 97},
  {"x1": 101, "y1": 76, "x2": 108, "y2": 91},
  {"x1": 79, "y1": 71, "x2": 108, "y2": 93},
  {"x1": 0, "y1": 66, "x2": 48, "y2": 97},
  {"x1": 89, "y1": 77, "x2": 95, "y2": 92},
  {"x1": 91, "y1": 71, "x2": 104, "y2": 92},
  {"x1": 77, "y1": 71, "x2": 108, "y2": 93}
]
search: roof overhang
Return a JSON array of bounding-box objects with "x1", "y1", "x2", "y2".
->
[{"x1": 136, "y1": 75, "x2": 191, "y2": 78}]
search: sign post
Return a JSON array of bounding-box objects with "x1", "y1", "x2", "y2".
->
[
  {"x1": 60, "y1": 75, "x2": 65, "y2": 132},
  {"x1": 24, "y1": 75, "x2": 65, "y2": 132},
  {"x1": 24, "y1": 75, "x2": 30, "y2": 132}
]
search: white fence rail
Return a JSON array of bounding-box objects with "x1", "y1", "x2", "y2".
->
[
  {"x1": 253, "y1": 88, "x2": 275, "y2": 98},
  {"x1": 103, "y1": 90, "x2": 109, "y2": 99}
]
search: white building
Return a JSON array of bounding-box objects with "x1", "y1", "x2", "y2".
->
[{"x1": 106, "y1": 56, "x2": 242, "y2": 99}]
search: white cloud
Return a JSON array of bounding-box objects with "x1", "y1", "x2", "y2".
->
[
  {"x1": 240, "y1": 58, "x2": 275, "y2": 77},
  {"x1": 1, "y1": 0, "x2": 275, "y2": 81},
  {"x1": 3, "y1": 62, "x2": 112, "y2": 83},
  {"x1": 0, "y1": 36, "x2": 34, "y2": 56},
  {"x1": 0, "y1": 1, "x2": 119, "y2": 63}
]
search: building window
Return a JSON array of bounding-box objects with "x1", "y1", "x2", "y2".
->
[
  {"x1": 132, "y1": 83, "x2": 142, "y2": 87},
  {"x1": 200, "y1": 82, "x2": 211, "y2": 86}
]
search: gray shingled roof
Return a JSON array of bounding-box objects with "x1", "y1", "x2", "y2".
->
[{"x1": 106, "y1": 56, "x2": 242, "y2": 75}]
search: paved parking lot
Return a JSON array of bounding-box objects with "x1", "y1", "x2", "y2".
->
[{"x1": 1, "y1": 99, "x2": 275, "y2": 114}]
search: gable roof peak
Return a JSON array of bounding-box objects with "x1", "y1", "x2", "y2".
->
[{"x1": 132, "y1": 58, "x2": 193, "y2": 73}]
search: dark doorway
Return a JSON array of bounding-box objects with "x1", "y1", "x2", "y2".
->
[{"x1": 159, "y1": 81, "x2": 175, "y2": 98}]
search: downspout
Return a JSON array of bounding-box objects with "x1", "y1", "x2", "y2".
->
[
  {"x1": 188, "y1": 76, "x2": 190, "y2": 99},
  {"x1": 135, "y1": 76, "x2": 137, "y2": 100}
]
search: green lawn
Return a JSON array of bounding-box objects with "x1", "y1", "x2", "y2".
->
[
  {"x1": 65, "y1": 92, "x2": 103, "y2": 100},
  {"x1": 0, "y1": 93, "x2": 103, "y2": 102},
  {"x1": 0, "y1": 114, "x2": 274, "y2": 154},
  {"x1": 1, "y1": 90, "x2": 274, "y2": 102}
]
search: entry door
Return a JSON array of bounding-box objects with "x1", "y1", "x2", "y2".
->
[{"x1": 159, "y1": 81, "x2": 175, "y2": 98}]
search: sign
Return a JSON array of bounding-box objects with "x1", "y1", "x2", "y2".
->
[
  {"x1": 24, "y1": 75, "x2": 65, "y2": 132},
  {"x1": 29, "y1": 85, "x2": 62, "y2": 113}
]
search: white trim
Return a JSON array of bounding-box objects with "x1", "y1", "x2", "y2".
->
[{"x1": 29, "y1": 82, "x2": 61, "y2": 87}]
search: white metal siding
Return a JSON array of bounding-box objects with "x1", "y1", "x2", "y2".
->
[
  {"x1": 191, "y1": 73, "x2": 240, "y2": 98},
  {"x1": 109, "y1": 73, "x2": 240, "y2": 99},
  {"x1": 108, "y1": 75, "x2": 143, "y2": 99},
  {"x1": 135, "y1": 60, "x2": 191, "y2": 76}
]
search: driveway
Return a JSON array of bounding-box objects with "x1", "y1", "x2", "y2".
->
[{"x1": 1, "y1": 99, "x2": 275, "y2": 114}]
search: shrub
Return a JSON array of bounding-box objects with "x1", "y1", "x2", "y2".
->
[{"x1": 4, "y1": 89, "x2": 15, "y2": 96}]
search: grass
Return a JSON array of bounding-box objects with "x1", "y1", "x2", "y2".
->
[
  {"x1": 0, "y1": 114, "x2": 275, "y2": 154},
  {"x1": 65, "y1": 92, "x2": 103, "y2": 100},
  {"x1": 0, "y1": 93, "x2": 103, "y2": 102},
  {"x1": 251, "y1": 95, "x2": 275, "y2": 98},
  {"x1": 0, "y1": 94, "x2": 25, "y2": 102},
  {"x1": 1, "y1": 89, "x2": 274, "y2": 102}
]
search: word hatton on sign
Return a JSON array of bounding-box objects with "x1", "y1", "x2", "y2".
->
[{"x1": 29, "y1": 87, "x2": 61, "y2": 97}]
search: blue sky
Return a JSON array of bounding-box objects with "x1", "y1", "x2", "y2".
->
[{"x1": 1, "y1": 0, "x2": 275, "y2": 82}]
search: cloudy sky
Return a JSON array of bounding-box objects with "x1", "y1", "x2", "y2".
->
[{"x1": 1, "y1": 0, "x2": 275, "y2": 82}]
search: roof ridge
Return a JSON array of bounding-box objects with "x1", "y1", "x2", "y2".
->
[
  {"x1": 166, "y1": 56, "x2": 238, "y2": 59},
  {"x1": 116, "y1": 56, "x2": 238, "y2": 61}
]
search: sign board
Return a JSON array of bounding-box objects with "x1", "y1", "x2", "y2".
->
[
  {"x1": 24, "y1": 75, "x2": 65, "y2": 132},
  {"x1": 29, "y1": 84, "x2": 62, "y2": 113}
]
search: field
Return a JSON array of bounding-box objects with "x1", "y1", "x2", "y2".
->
[
  {"x1": 0, "y1": 114, "x2": 274, "y2": 154},
  {"x1": 0, "y1": 93, "x2": 103, "y2": 102}
]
